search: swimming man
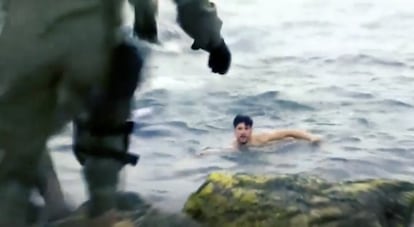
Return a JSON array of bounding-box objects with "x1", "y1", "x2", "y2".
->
[
  {"x1": 232, "y1": 114, "x2": 321, "y2": 150},
  {"x1": 198, "y1": 114, "x2": 321, "y2": 155}
]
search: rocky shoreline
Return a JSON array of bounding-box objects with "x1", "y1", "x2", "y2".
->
[{"x1": 49, "y1": 172, "x2": 414, "y2": 227}]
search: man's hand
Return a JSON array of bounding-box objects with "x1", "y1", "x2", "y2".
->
[
  {"x1": 207, "y1": 39, "x2": 231, "y2": 74},
  {"x1": 192, "y1": 38, "x2": 231, "y2": 75},
  {"x1": 310, "y1": 136, "x2": 322, "y2": 145}
]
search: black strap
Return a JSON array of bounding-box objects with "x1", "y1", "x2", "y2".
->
[
  {"x1": 75, "y1": 121, "x2": 135, "y2": 137},
  {"x1": 73, "y1": 120, "x2": 138, "y2": 166},
  {"x1": 74, "y1": 145, "x2": 139, "y2": 166}
]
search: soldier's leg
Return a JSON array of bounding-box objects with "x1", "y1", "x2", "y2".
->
[
  {"x1": 132, "y1": 0, "x2": 159, "y2": 43},
  {"x1": 36, "y1": 150, "x2": 71, "y2": 222},
  {"x1": 73, "y1": 39, "x2": 143, "y2": 219},
  {"x1": 0, "y1": 137, "x2": 46, "y2": 227}
]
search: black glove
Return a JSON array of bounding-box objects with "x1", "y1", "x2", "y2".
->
[
  {"x1": 208, "y1": 39, "x2": 231, "y2": 74},
  {"x1": 193, "y1": 39, "x2": 231, "y2": 75}
]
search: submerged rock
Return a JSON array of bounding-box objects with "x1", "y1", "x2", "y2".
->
[
  {"x1": 183, "y1": 172, "x2": 414, "y2": 227},
  {"x1": 48, "y1": 192, "x2": 200, "y2": 227}
]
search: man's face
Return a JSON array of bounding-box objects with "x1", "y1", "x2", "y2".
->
[{"x1": 234, "y1": 123, "x2": 252, "y2": 145}]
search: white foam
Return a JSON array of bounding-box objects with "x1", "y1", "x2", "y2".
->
[
  {"x1": 120, "y1": 0, "x2": 135, "y2": 27},
  {"x1": 131, "y1": 107, "x2": 154, "y2": 121}
]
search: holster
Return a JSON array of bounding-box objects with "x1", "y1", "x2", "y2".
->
[{"x1": 73, "y1": 119, "x2": 139, "y2": 166}]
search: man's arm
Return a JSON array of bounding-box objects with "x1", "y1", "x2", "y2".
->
[
  {"x1": 261, "y1": 129, "x2": 321, "y2": 143},
  {"x1": 172, "y1": 0, "x2": 223, "y2": 51},
  {"x1": 172, "y1": 0, "x2": 231, "y2": 74},
  {"x1": 129, "y1": 0, "x2": 231, "y2": 74},
  {"x1": 128, "y1": 0, "x2": 222, "y2": 49},
  {"x1": 129, "y1": 0, "x2": 159, "y2": 43}
]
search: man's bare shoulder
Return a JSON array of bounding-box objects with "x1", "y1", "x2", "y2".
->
[{"x1": 250, "y1": 133, "x2": 271, "y2": 145}]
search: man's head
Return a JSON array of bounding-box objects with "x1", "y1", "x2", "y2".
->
[{"x1": 233, "y1": 115, "x2": 253, "y2": 145}]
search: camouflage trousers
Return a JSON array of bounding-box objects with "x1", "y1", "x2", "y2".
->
[{"x1": 0, "y1": 1, "x2": 143, "y2": 226}]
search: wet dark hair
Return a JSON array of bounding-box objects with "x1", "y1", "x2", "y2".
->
[{"x1": 233, "y1": 114, "x2": 253, "y2": 128}]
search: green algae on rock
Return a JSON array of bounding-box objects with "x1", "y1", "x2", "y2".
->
[{"x1": 183, "y1": 172, "x2": 414, "y2": 227}]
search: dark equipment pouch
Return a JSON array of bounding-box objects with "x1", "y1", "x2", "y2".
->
[{"x1": 73, "y1": 120, "x2": 139, "y2": 166}]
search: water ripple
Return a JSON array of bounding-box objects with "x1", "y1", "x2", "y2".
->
[
  {"x1": 323, "y1": 54, "x2": 407, "y2": 68},
  {"x1": 228, "y1": 91, "x2": 314, "y2": 115}
]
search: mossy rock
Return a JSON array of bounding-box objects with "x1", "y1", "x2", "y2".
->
[{"x1": 183, "y1": 172, "x2": 414, "y2": 227}]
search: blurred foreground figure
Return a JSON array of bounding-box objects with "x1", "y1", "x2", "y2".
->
[{"x1": 0, "y1": 0, "x2": 231, "y2": 226}]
